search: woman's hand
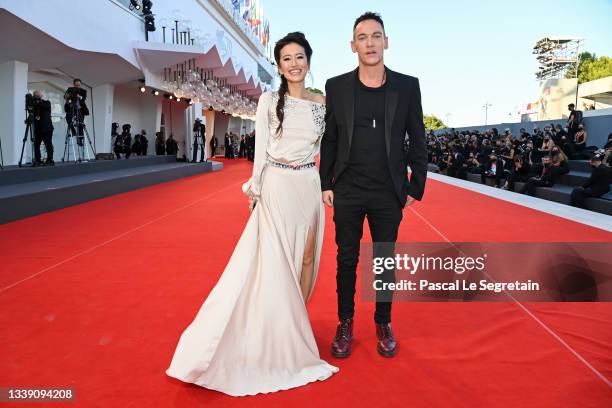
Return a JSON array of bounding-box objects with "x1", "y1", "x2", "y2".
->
[{"x1": 248, "y1": 194, "x2": 257, "y2": 212}]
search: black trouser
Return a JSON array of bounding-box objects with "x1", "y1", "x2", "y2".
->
[
  {"x1": 34, "y1": 129, "x2": 53, "y2": 163},
  {"x1": 519, "y1": 177, "x2": 552, "y2": 196},
  {"x1": 506, "y1": 170, "x2": 527, "y2": 192},
  {"x1": 481, "y1": 171, "x2": 505, "y2": 187},
  {"x1": 114, "y1": 145, "x2": 131, "y2": 159},
  {"x1": 333, "y1": 177, "x2": 403, "y2": 324},
  {"x1": 571, "y1": 187, "x2": 605, "y2": 208}
]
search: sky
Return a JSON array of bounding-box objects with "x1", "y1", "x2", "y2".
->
[{"x1": 260, "y1": 0, "x2": 612, "y2": 127}]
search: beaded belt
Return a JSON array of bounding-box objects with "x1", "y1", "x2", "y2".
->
[{"x1": 267, "y1": 159, "x2": 316, "y2": 170}]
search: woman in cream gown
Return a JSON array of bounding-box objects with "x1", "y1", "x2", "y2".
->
[{"x1": 166, "y1": 32, "x2": 339, "y2": 396}]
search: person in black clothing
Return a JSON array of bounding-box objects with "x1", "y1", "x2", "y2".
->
[
  {"x1": 570, "y1": 154, "x2": 611, "y2": 208},
  {"x1": 114, "y1": 124, "x2": 132, "y2": 159},
  {"x1": 447, "y1": 146, "x2": 466, "y2": 179},
  {"x1": 166, "y1": 134, "x2": 178, "y2": 156},
  {"x1": 239, "y1": 135, "x2": 246, "y2": 158},
  {"x1": 466, "y1": 152, "x2": 483, "y2": 174},
  {"x1": 320, "y1": 12, "x2": 427, "y2": 358},
  {"x1": 567, "y1": 103, "x2": 583, "y2": 141},
  {"x1": 192, "y1": 119, "x2": 206, "y2": 162},
  {"x1": 502, "y1": 155, "x2": 530, "y2": 191},
  {"x1": 32, "y1": 90, "x2": 54, "y2": 166},
  {"x1": 131, "y1": 131, "x2": 148, "y2": 156},
  {"x1": 224, "y1": 133, "x2": 231, "y2": 158},
  {"x1": 111, "y1": 122, "x2": 120, "y2": 152},
  {"x1": 64, "y1": 78, "x2": 89, "y2": 145},
  {"x1": 209, "y1": 135, "x2": 218, "y2": 158},
  {"x1": 519, "y1": 152, "x2": 569, "y2": 196},
  {"x1": 132, "y1": 132, "x2": 142, "y2": 156},
  {"x1": 481, "y1": 152, "x2": 506, "y2": 187},
  {"x1": 140, "y1": 130, "x2": 149, "y2": 155},
  {"x1": 247, "y1": 132, "x2": 255, "y2": 161},
  {"x1": 155, "y1": 131, "x2": 166, "y2": 155}
]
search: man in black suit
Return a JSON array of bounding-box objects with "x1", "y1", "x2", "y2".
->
[
  {"x1": 64, "y1": 78, "x2": 89, "y2": 145},
  {"x1": 32, "y1": 90, "x2": 54, "y2": 166},
  {"x1": 320, "y1": 12, "x2": 427, "y2": 359}
]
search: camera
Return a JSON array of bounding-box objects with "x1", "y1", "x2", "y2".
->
[{"x1": 25, "y1": 93, "x2": 42, "y2": 111}]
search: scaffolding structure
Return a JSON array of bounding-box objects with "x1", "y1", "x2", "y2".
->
[{"x1": 533, "y1": 37, "x2": 584, "y2": 80}]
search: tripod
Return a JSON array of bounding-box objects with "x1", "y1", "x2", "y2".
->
[
  {"x1": 18, "y1": 108, "x2": 35, "y2": 167},
  {"x1": 191, "y1": 127, "x2": 207, "y2": 163},
  {"x1": 62, "y1": 99, "x2": 95, "y2": 163}
]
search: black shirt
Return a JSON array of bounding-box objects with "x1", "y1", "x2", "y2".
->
[{"x1": 342, "y1": 75, "x2": 393, "y2": 190}]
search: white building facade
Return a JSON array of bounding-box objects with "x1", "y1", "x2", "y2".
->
[{"x1": 0, "y1": 0, "x2": 274, "y2": 165}]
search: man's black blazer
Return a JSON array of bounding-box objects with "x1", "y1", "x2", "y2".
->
[{"x1": 320, "y1": 66, "x2": 428, "y2": 206}]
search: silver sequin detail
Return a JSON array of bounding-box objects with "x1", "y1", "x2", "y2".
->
[{"x1": 268, "y1": 92, "x2": 326, "y2": 141}]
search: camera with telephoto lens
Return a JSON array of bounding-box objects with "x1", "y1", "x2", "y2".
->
[{"x1": 24, "y1": 93, "x2": 43, "y2": 124}]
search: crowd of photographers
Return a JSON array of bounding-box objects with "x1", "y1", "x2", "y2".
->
[{"x1": 428, "y1": 104, "x2": 612, "y2": 209}]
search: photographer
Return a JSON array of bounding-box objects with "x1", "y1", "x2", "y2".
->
[
  {"x1": 64, "y1": 78, "x2": 89, "y2": 144},
  {"x1": 31, "y1": 90, "x2": 54, "y2": 166},
  {"x1": 209, "y1": 135, "x2": 218, "y2": 158},
  {"x1": 139, "y1": 130, "x2": 148, "y2": 155},
  {"x1": 155, "y1": 131, "x2": 166, "y2": 155},
  {"x1": 166, "y1": 134, "x2": 178, "y2": 156},
  {"x1": 111, "y1": 122, "x2": 120, "y2": 150},
  {"x1": 114, "y1": 124, "x2": 132, "y2": 159},
  {"x1": 192, "y1": 119, "x2": 205, "y2": 162}
]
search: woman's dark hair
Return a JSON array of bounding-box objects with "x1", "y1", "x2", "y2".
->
[{"x1": 273, "y1": 32, "x2": 313, "y2": 135}]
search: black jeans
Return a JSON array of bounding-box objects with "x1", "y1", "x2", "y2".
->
[
  {"x1": 333, "y1": 176, "x2": 403, "y2": 324},
  {"x1": 519, "y1": 177, "x2": 552, "y2": 196},
  {"x1": 571, "y1": 187, "x2": 604, "y2": 208},
  {"x1": 34, "y1": 129, "x2": 54, "y2": 162}
]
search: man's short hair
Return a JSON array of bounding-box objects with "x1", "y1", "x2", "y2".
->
[
  {"x1": 353, "y1": 11, "x2": 385, "y2": 32},
  {"x1": 73, "y1": 78, "x2": 81, "y2": 85},
  {"x1": 568, "y1": 103, "x2": 575, "y2": 108}
]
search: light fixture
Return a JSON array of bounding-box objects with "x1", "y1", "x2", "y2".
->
[
  {"x1": 139, "y1": 86, "x2": 146, "y2": 93},
  {"x1": 169, "y1": 95, "x2": 174, "y2": 100},
  {"x1": 153, "y1": 90, "x2": 159, "y2": 96},
  {"x1": 129, "y1": 0, "x2": 141, "y2": 10},
  {"x1": 176, "y1": 97, "x2": 181, "y2": 102}
]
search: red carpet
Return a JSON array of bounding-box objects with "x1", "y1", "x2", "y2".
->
[{"x1": 0, "y1": 158, "x2": 610, "y2": 407}]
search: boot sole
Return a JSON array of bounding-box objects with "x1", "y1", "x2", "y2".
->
[
  {"x1": 377, "y1": 344, "x2": 397, "y2": 357},
  {"x1": 331, "y1": 347, "x2": 351, "y2": 358}
]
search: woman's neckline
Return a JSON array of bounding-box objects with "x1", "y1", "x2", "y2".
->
[{"x1": 284, "y1": 93, "x2": 325, "y2": 106}]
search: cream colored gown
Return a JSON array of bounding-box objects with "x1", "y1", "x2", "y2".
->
[{"x1": 166, "y1": 91, "x2": 339, "y2": 396}]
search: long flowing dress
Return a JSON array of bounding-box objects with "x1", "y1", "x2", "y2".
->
[{"x1": 166, "y1": 91, "x2": 339, "y2": 396}]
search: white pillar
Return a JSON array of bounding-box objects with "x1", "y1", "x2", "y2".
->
[
  {"x1": 140, "y1": 95, "x2": 162, "y2": 155},
  {"x1": 91, "y1": 84, "x2": 114, "y2": 153},
  {"x1": 0, "y1": 60, "x2": 28, "y2": 166}
]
